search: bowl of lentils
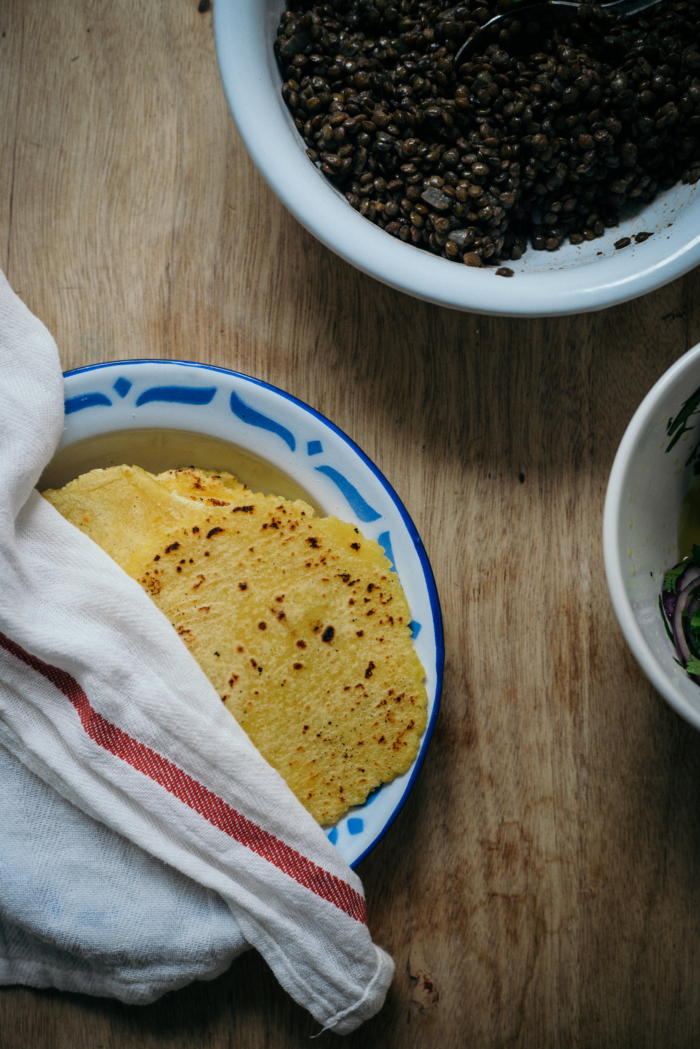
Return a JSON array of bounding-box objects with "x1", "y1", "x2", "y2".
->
[{"x1": 214, "y1": 0, "x2": 700, "y2": 316}]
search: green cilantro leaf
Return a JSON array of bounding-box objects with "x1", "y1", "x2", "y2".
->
[
  {"x1": 663, "y1": 564, "x2": 687, "y2": 593},
  {"x1": 686, "y1": 657, "x2": 700, "y2": 676},
  {"x1": 666, "y1": 384, "x2": 700, "y2": 453},
  {"x1": 666, "y1": 385, "x2": 700, "y2": 472}
]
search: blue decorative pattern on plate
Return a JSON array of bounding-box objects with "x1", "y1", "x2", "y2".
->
[
  {"x1": 56, "y1": 360, "x2": 443, "y2": 869},
  {"x1": 229, "y1": 389, "x2": 296, "y2": 452},
  {"x1": 313, "y1": 465, "x2": 382, "y2": 523},
  {"x1": 65, "y1": 392, "x2": 112, "y2": 415},
  {"x1": 377, "y1": 530, "x2": 396, "y2": 573},
  {"x1": 135, "y1": 385, "x2": 217, "y2": 407}
]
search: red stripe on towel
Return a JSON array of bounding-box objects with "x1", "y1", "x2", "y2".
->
[{"x1": 0, "y1": 631, "x2": 367, "y2": 924}]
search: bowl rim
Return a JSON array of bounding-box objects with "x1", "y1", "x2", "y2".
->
[
  {"x1": 214, "y1": 0, "x2": 700, "y2": 318},
  {"x1": 61, "y1": 358, "x2": 444, "y2": 867},
  {"x1": 603, "y1": 341, "x2": 700, "y2": 732}
]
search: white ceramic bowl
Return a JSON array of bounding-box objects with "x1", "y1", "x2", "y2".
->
[
  {"x1": 604, "y1": 342, "x2": 700, "y2": 731},
  {"x1": 44, "y1": 360, "x2": 444, "y2": 867},
  {"x1": 214, "y1": 0, "x2": 700, "y2": 317}
]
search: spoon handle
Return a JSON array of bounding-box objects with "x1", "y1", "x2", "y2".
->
[
  {"x1": 602, "y1": 0, "x2": 663, "y2": 15},
  {"x1": 454, "y1": 0, "x2": 663, "y2": 65},
  {"x1": 455, "y1": 2, "x2": 575, "y2": 64}
]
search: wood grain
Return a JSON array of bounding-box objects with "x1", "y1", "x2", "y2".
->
[{"x1": 3, "y1": 1, "x2": 700, "y2": 1046}]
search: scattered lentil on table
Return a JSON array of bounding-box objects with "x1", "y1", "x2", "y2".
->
[{"x1": 275, "y1": 0, "x2": 700, "y2": 266}]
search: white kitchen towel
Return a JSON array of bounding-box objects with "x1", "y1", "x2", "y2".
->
[
  {"x1": 0, "y1": 740, "x2": 247, "y2": 1002},
  {"x1": 0, "y1": 272, "x2": 394, "y2": 1033}
]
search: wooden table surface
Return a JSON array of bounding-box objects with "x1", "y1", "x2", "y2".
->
[{"x1": 3, "y1": 2, "x2": 700, "y2": 1047}]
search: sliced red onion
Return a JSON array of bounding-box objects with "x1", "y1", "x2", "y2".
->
[
  {"x1": 673, "y1": 576, "x2": 700, "y2": 664},
  {"x1": 664, "y1": 563, "x2": 700, "y2": 625},
  {"x1": 687, "y1": 592, "x2": 700, "y2": 654},
  {"x1": 684, "y1": 593, "x2": 700, "y2": 683},
  {"x1": 662, "y1": 588, "x2": 677, "y2": 624}
]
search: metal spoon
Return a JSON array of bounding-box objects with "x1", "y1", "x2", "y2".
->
[{"x1": 454, "y1": 0, "x2": 665, "y2": 65}]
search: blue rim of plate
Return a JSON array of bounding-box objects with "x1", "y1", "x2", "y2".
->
[{"x1": 60, "y1": 359, "x2": 444, "y2": 867}]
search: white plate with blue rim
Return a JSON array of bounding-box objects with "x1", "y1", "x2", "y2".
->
[{"x1": 41, "y1": 359, "x2": 443, "y2": 868}]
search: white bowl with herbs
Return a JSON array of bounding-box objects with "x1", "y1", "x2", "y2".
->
[
  {"x1": 215, "y1": 0, "x2": 700, "y2": 317},
  {"x1": 604, "y1": 342, "x2": 700, "y2": 731}
]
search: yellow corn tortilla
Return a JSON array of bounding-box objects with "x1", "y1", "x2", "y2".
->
[{"x1": 43, "y1": 466, "x2": 428, "y2": 823}]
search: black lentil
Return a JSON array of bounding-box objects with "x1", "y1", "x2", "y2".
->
[{"x1": 275, "y1": 0, "x2": 700, "y2": 266}]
